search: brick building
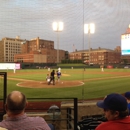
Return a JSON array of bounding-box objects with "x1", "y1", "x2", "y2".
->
[
  {"x1": 69, "y1": 46, "x2": 121, "y2": 65},
  {"x1": 14, "y1": 37, "x2": 66, "y2": 63},
  {"x1": 0, "y1": 37, "x2": 23, "y2": 62}
]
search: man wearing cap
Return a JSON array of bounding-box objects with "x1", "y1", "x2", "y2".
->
[
  {"x1": 124, "y1": 91, "x2": 130, "y2": 115},
  {"x1": 95, "y1": 93, "x2": 130, "y2": 130}
]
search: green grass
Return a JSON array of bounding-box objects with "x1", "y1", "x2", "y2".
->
[{"x1": 1, "y1": 68, "x2": 130, "y2": 100}]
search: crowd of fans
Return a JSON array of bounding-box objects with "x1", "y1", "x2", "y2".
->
[{"x1": 0, "y1": 90, "x2": 130, "y2": 130}]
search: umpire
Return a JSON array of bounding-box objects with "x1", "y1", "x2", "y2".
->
[{"x1": 48, "y1": 70, "x2": 55, "y2": 85}]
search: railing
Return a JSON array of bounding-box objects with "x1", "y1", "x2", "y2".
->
[{"x1": 26, "y1": 98, "x2": 78, "y2": 130}]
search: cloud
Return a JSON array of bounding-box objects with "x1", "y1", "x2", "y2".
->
[{"x1": 0, "y1": 0, "x2": 130, "y2": 52}]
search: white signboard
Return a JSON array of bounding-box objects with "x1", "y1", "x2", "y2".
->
[
  {"x1": 0, "y1": 63, "x2": 20, "y2": 70},
  {"x1": 121, "y1": 34, "x2": 130, "y2": 55}
]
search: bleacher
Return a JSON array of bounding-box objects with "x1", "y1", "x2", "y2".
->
[{"x1": 77, "y1": 115, "x2": 107, "y2": 130}]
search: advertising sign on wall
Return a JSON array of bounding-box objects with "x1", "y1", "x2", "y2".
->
[{"x1": 0, "y1": 63, "x2": 20, "y2": 70}]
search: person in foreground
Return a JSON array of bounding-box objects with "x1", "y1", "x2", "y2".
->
[
  {"x1": 95, "y1": 93, "x2": 130, "y2": 130},
  {"x1": 0, "y1": 91, "x2": 51, "y2": 130},
  {"x1": 124, "y1": 91, "x2": 130, "y2": 115}
]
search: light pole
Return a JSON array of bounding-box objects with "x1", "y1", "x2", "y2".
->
[
  {"x1": 52, "y1": 22, "x2": 63, "y2": 63},
  {"x1": 84, "y1": 23, "x2": 95, "y2": 65}
]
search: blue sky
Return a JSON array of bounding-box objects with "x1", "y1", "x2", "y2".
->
[{"x1": 0, "y1": 0, "x2": 130, "y2": 52}]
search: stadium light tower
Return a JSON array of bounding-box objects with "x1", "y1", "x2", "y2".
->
[
  {"x1": 52, "y1": 22, "x2": 64, "y2": 63},
  {"x1": 84, "y1": 23, "x2": 95, "y2": 65}
]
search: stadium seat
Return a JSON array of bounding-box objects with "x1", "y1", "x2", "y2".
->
[{"x1": 77, "y1": 115, "x2": 107, "y2": 130}]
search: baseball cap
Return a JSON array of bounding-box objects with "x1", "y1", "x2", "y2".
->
[
  {"x1": 97, "y1": 93, "x2": 127, "y2": 111},
  {"x1": 124, "y1": 92, "x2": 130, "y2": 98}
]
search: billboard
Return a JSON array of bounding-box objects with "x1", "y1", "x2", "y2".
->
[
  {"x1": 121, "y1": 34, "x2": 130, "y2": 55},
  {"x1": 0, "y1": 63, "x2": 20, "y2": 70}
]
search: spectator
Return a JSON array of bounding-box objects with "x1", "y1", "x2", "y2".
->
[
  {"x1": 124, "y1": 91, "x2": 130, "y2": 115},
  {"x1": 0, "y1": 91, "x2": 51, "y2": 130},
  {"x1": 95, "y1": 93, "x2": 130, "y2": 130}
]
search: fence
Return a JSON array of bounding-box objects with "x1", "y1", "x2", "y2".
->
[{"x1": 25, "y1": 98, "x2": 78, "y2": 130}]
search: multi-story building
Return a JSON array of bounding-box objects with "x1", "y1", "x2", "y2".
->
[
  {"x1": 69, "y1": 46, "x2": 121, "y2": 65},
  {"x1": 0, "y1": 37, "x2": 23, "y2": 62},
  {"x1": 14, "y1": 37, "x2": 66, "y2": 63}
]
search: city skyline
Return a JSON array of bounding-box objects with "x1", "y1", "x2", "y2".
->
[{"x1": 0, "y1": 0, "x2": 130, "y2": 52}]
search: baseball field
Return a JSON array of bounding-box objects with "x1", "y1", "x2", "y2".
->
[{"x1": 0, "y1": 68, "x2": 130, "y2": 100}]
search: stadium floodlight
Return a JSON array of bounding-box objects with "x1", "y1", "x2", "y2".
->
[
  {"x1": 52, "y1": 22, "x2": 64, "y2": 63},
  {"x1": 84, "y1": 23, "x2": 95, "y2": 65},
  {"x1": 84, "y1": 23, "x2": 95, "y2": 34}
]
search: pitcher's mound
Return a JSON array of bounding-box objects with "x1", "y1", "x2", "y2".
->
[{"x1": 17, "y1": 81, "x2": 84, "y2": 88}]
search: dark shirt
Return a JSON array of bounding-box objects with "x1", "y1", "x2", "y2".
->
[
  {"x1": 50, "y1": 71, "x2": 55, "y2": 77},
  {"x1": 128, "y1": 103, "x2": 130, "y2": 115},
  {"x1": 57, "y1": 72, "x2": 61, "y2": 77}
]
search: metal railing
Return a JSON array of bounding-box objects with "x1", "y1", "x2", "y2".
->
[{"x1": 26, "y1": 98, "x2": 78, "y2": 130}]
